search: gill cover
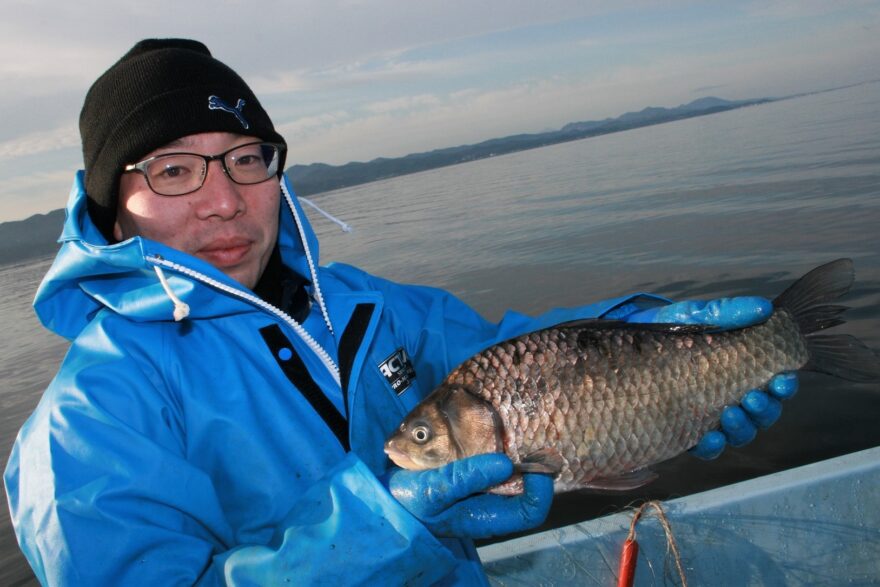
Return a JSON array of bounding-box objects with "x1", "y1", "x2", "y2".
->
[{"x1": 437, "y1": 385, "x2": 505, "y2": 461}]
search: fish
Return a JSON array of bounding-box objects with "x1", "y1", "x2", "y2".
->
[{"x1": 384, "y1": 259, "x2": 880, "y2": 494}]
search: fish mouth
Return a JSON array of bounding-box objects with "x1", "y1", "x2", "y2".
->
[{"x1": 383, "y1": 443, "x2": 425, "y2": 470}]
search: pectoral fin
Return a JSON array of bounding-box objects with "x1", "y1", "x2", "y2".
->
[
  {"x1": 516, "y1": 448, "x2": 565, "y2": 475},
  {"x1": 583, "y1": 468, "x2": 658, "y2": 491}
]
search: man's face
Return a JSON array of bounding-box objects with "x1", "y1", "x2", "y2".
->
[{"x1": 114, "y1": 132, "x2": 280, "y2": 289}]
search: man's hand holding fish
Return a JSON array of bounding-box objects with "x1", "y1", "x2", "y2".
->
[{"x1": 382, "y1": 453, "x2": 554, "y2": 539}]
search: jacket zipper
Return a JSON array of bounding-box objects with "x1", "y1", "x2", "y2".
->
[{"x1": 146, "y1": 254, "x2": 342, "y2": 387}]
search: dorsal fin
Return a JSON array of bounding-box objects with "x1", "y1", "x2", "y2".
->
[{"x1": 555, "y1": 318, "x2": 714, "y2": 334}]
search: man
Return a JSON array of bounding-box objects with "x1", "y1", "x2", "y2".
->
[{"x1": 4, "y1": 39, "x2": 796, "y2": 585}]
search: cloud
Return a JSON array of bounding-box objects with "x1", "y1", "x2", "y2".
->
[
  {"x1": 248, "y1": 70, "x2": 314, "y2": 95},
  {"x1": 364, "y1": 94, "x2": 443, "y2": 114},
  {"x1": 743, "y1": 0, "x2": 880, "y2": 20},
  {"x1": 276, "y1": 8, "x2": 880, "y2": 168},
  {"x1": 249, "y1": 52, "x2": 471, "y2": 99},
  {"x1": 0, "y1": 168, "x2": 74, "y2": 221},
  {"x1": 281, "y1": 76, "x2": 646, "y2": 165},
  {"x1": 0, "y1": 125, "x2": 80, "y2": 159},
  {"x1": 2, "y1": 0, "x2": 880, "y2": 222},
  {"x1": 692, "y1": 84, "x2": 728, "y2": 94},
  {"x1": 277, "y1": 110, "x2": 354, "y2": 138}
]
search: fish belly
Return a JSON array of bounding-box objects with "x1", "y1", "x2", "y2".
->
[{"x1": 444, "y1": 311, "x2": 809, "y2": 492}]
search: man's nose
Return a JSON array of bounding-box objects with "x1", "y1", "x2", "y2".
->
[{"x1": 195, "y1": 160, "x2": 246, "y2": 220}]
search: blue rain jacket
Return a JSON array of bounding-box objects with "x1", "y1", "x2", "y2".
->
[{"x1": 5, "y1": 172, "x2": 663, "y2": 586}]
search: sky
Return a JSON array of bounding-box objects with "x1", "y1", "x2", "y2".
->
[{"x1": 1, "y1": 0, "x2": 879, "y2": 223}]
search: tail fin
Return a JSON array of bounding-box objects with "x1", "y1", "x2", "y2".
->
[{"x1": 773, "y1": 258, "x2": 880, "y2": 382}]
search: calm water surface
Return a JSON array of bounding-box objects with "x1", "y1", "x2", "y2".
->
[{"x1": 2, "y1": 83, "x2": 879, "y2": 583}]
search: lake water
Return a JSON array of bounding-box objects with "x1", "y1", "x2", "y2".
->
[{"x1": 2, "y1": 82, "x2": 879, "y2": 584}]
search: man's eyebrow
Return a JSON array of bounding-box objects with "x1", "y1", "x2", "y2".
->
[
  {"x1": 163, "y1": 138, "x2": 189, "y2": 148},
  {"x1": 148, "y1": 137, "x2": 191, "y2": 156}
]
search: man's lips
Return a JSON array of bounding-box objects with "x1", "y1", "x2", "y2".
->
[{"x1": 197, "y1": 238, "x2": 253, "y2": 267}]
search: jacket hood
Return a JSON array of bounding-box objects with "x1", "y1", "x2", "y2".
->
[{"x1": 34, "y1": 171, "x2": 324, "y2": 340}]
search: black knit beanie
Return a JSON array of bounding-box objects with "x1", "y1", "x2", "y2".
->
[{"x1": 80, "y1": 38, "x2": 287, "y2": 240}]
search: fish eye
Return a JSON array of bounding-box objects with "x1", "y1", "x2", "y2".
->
[{"x1": 411, "y1": 424, "x2": 432, "y2": 444}]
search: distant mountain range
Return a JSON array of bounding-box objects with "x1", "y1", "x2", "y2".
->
[
  {"x1": 0, "y1": 209, "x2": 66, "y2": 266},
  {"x1": 0, "y1": 95, "x2": 771, "y2": 265},
  {"x1": 285, "y1": 95, "x2": 771, "y2": 196}
]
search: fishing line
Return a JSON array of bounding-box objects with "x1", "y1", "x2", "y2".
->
[{"x1": 617, "y1": 500, "x2": 687, "y2": 587}]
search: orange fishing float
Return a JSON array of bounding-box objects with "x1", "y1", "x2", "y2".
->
[{"x1": 617, "y1": 536, "x2": 639, "y2": 587}]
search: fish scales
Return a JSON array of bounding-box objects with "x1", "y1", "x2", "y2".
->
[
  {"x1": 385, "y1": 260, "x2": 880, "y2": 494},
  {"x1": 443, "y1": 310, "x2": 808, "y2": 492}
]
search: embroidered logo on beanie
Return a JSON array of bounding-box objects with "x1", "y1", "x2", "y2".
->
[{"x1": 207, "y1": 95, "x2": 250, "y2": 130}]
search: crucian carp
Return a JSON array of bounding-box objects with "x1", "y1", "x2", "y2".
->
[{"x1": 385, "y1": 259, "x2": 880, "y2": 493}]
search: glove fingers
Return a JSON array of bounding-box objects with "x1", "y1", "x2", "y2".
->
[
  {"x1": 517, "y1": 473, "x2": 554, "y2": 526},
  {"x1": 622, "y1": 296, "x2": 771, "y2": 330},
  {"x1": 434, "y1": 473, "x2": 555, "y2": 539},
  {"x1": 414, "y1": 454, "x2": 514, "y2": 516},
  {"x1": 443, "y1": 453, "x2": 515, "y2": 500},
  {"x1": 721, "y1": 405, "x2": 758, "y2": 446},
  {"x1": 386, "y1": 453, "x2": 514, "y2": 518},
  {"x1": 673, "y1": 296, "x2": 771, "y2": 329},
  {"x1": 690, "y1": 430, "x2": 727, "y2": 460},
  {"x1": 768, "y1": 372, "x2": 799, "y2": 399},
  {"x1": 741, "y1": 390, "x2": 783, "y2": 429},
  {"x1": 699, "y1": 297, "x2": 772, "y2": 329}
]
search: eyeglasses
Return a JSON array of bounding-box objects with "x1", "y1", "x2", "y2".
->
[{"x1": 123, "y1": 142, "x2": 285, "y2": 196}]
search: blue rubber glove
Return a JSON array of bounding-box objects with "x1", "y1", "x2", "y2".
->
[
  {"x1": 382, "y1": 453, "x2": 554, "y2": 540},
  {"x1": 610, "y1": 296, "x2": 800, "y2": 459},
  {"x1": 691, "y1": 372, "x2": 799, "y2": 458},
  {"x1": 613, "y1": 296, "x2": 772, "y2": 330}
]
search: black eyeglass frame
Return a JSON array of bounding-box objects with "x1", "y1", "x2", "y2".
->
[{"x1": 123, "y1": 141, "x2": 286, "y2": 196}]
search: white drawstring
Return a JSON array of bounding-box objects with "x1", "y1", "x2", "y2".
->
[
  {"x1": 282, "y1": 182, "x2": 336, "y2": 336},
  {"x1": 148, "y1": 255, "x2": 341, "y2": 386},
  {"x1": 143, "y1": 182, "x2": 348, "y2": 383},
  {"x1": 298, "y1": 197, "x2": 353, "y2": 233},
  {"x1": 153, "y1": 265, "x2": 190, "y2": 321}
]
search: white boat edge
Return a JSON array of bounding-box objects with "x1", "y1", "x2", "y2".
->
[{"x1": 479, "y1": 445, "x2": 880, "y2": 585}]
